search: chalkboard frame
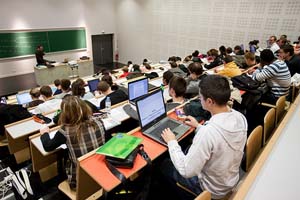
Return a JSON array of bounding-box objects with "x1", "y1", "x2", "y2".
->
[{"x1": 0, "y1": 27, "x2": 87, "y2": 60}]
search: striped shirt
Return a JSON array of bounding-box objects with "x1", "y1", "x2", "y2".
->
[{"x1": 252, "y1": 60, "x2": 291, "y2": 97}]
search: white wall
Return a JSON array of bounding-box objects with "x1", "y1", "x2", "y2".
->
[
  {"x1": 116, "y1": 0, "x2": 300, "y2": 64},
  {"x1": 0, "y1": 0, "x2": 117, "y2": 78}
]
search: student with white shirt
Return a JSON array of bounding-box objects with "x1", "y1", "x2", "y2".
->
[
  {"x1": 34, "y1": 86, "x2": 62, "y2": 114},
  {"x1": 160, "y1": 75, "x2": 247, "y2": 199}
]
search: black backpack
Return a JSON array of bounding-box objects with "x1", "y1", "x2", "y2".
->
[
  {"x1": 231, "y1": 73, "x2": 260, "y2": 91},
  {"x1": 0, "y1": 104, "x2": 32, "y2": 135}
]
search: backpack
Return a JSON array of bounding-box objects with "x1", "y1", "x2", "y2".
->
[
  {"x1": 0, "y1": 104, "x2": 32, "y2": 135},
  {"x1": 231, "y1": 73, "x2": 260, "y2": 91}
]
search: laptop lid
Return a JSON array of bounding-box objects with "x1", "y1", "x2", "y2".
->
[
  {"x1": 87, "y1": 79, "x2": 100, "y2": 92},
  {"x1": 16, "y1": 92, "x2": 32, "y2": 105},
  {"x1": 128, "y1": 77, "x2": 149, "y2": 102},
  {"x1": 136, "y1": 89, "x2": 167, "y2": 131}
]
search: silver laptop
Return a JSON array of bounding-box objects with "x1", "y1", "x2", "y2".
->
[
  {"x1": 16, "y1": 92, "x2": 32, "y2": 105},
  {"x1": 136, "y1": 89, "x2": 190, "y2": 146},
  {"x1": 128, "y1": 77, "x2": 149, "y2": 105}
]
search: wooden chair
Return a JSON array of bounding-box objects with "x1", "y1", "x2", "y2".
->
[
  {"x1": 261, "y1": 96, "x2": 286, "y2": 127},
  {"x1": 245, "y1": 125, "x2": 263, "y2": 171},
  {"x1": 274, "y1": 95, "x2": 286, "y2": 126},
  {"x1": 263, "y1": 108, "x2": 276, "y2": 146},
  {"x1": 195, "y1": 190, "x2": 211, "y2": 200},
  {"x1": 58, "y1": 180, "x2": 76, "y2": 200}
]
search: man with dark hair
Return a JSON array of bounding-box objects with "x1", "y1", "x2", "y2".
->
[
  {"x1": 166, "y1": 76, "x2": 187, "y2": 111},
  {"x1": 161, "y1": 75, "x2": 247, "y2": 199},
  {"x1": 185, "y1": 62, "x2": 206, "y2": 96},
  {"x1": 204, "y1": 49, "x2": 223, "y2": 69},
  {"x1": 162, "y1": 71, "x2": 174, "y2": 86},
  {"x1": 55, "y1": 79, "x2": 71, "y2": 99},
  {"x1": 97, "y1": 81, "x2": 128, "y2": 109},
  {"x1": 25, "y1": 88, "x2": 44, "y2": 108},
  {"x1": 279, "y1": 44, "x2": 300, "y2": 76},
  {"x1": 35, "y1": 45, "x2": 48, "y2": 66},
  {"x1": 168, "y1": 62, "x2": 186, "y2": 78},
  {"x1": 34, "y1": 86, "x2": 62, "y2": 114},
  {"x1": 251, "y1": 49, "x2": 291, "y2": 104},
  {"x1": 53, "y1": 79, "x2": 62, "y2": 95}
]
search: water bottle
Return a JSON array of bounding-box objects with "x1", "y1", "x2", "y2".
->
[{"x1": 105, "y1": 97, "x2": 111, "y2": 116}]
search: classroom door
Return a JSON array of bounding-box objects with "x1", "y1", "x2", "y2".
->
[{"x1": 92, "y1": 34, "x2": 113, "y2": 65}]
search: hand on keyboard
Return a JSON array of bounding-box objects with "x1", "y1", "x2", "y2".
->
[{"x1": 161, "y1": 128, "x2": 176, "y2": 143}]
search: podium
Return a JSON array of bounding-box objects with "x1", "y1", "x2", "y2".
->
[{"x1": 34, "y1": 60, "x2": 94, "y2": 86}]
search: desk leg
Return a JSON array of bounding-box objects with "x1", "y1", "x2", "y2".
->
[{"x1": 77, "y1": 164, "x2": 102, "y2": 200}]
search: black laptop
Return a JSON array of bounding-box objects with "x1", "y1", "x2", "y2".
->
[
  {"x1": 87, "y1": 79, "x2": 100, "y2": 93},
  {"x1": 128, "y1": 77, "x2": 149, "y2": 105},
  {"x1": 136, "y1": 89, "x2": 190, "y2": 146}
]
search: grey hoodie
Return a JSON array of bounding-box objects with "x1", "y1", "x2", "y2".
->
[{"x1": 168, "y1": 109, "x2": 247, "y2": 199}]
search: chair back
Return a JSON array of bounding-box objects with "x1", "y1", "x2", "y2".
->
[
  {"x1": 246, "y1": 125, "x2": 263, "y2": 171},
  {"x1": 194, "y1": 190, "x2": 211, "y2": 200},
  {"x1": 263, "y1": 108, "x2": 276, "y2": 145},
  {"x1": 275, "y1": 96, "x2": 286, "y2": 126}
]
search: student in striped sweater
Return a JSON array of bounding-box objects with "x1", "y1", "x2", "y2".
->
[{"x1": 251, "y1": 49, "x2": 291, "y2": 104}]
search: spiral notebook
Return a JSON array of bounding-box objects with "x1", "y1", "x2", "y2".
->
[{"x1": 96, "y1": 133, "x2": 142, "y2": 159}]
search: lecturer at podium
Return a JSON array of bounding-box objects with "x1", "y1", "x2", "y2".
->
[{"x1": 35, "y1": 45, "x2": 49, "y2": 66}]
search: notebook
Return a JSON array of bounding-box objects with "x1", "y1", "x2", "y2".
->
[
  {"x1": 16, "y1": 92, "x2": 32, "y2": 105},
  {"x1": 136, "y1": 89, "x2": 190, "y2": 146},
  {"x1": 87, "y1": 79, "x2": 100, "y2": 92},
  {"x1": 96, "y1": 133, "x2": 142, "y2": 159},
  {"x1": 128, "y1": 77, "x2": 149, "y2": 105}
]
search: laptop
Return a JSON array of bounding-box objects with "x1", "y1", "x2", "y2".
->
[
  {"x1": 87, "y1": 79, "x2": 100, "y2": 92},
  {"x1": 16, "y1": 92, "x2": 32, "y2": 105},
  {"x1": 136, "y1": 89, "x2": 190, "y2": 146},
  {"x1": 128, "y1": 77, "x2": 149, "y2": 105}
]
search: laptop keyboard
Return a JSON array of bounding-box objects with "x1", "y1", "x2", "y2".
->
[{"x1": 151, "y1": 120, "x2": 180, "y2": 136}]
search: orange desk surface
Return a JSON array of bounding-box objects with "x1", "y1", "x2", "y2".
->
[{"x1": 79, "y1": 112, "x2": 194, "y2": 192}]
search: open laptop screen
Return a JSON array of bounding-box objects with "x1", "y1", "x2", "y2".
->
[
  {"x1": 136, "y1": 89, "x2": 165, "y2": 128},
  {"x1": 128, "y1": 78, "x2": 148, "y2": 101},
  {"x1": 88, "y1": 79, "x2": 100, "y2": 92},
  {"x1": 16, "y1": 92, "x2": 32, "y2": 105}
]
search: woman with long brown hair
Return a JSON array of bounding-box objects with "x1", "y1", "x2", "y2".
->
[{"x1": 40, "y1": 95, "x2": 107, "y2": 189}]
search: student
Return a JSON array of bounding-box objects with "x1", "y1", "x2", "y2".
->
[
  {"x1": 55, "y1": 79, "x2": 71, "y2": 99},
  {"x1": 127, "y1": 61, "x2": 133, "y2": 72},
  {"x1": 119, "y1": 66, "x2": 130, "y2": 78},
  {"x1": 185, "y1": 62, "x2": 206, "y2": 97},
  {"x1": 244, "y1": 52, "x2": 257, "y2": 68},
  {"x1": 71, "y1": 78, "x2": 94, "y2": 100},
  {"x1": 33, "y1": 86, "x2": 62, "y2": 114},
  {"x1": 250, "y1": 49, "x2": 291, "y2": 104},
  {"x1": 168, "y1": 62, "x2": 186, "y2": 78},
  {"x1": 166, "y1": 76, "x2": 187, "y2": 111},
  {"x1": 25, "y1": 88, "x2": 44, "y2": 108},
  {"x1": 162, "y1": 71, "x2": 174, "y2": 86},
  {"x1": 160, "y1": 75, "x2": 247, "y2": 199},
  {"x1": 215, "y1": 55, "x2": 242, "y2": 78},
  {"x1": 53, "y1": 79, "x2": 62, "y2": 95},
  {"x1": 279, "y1": 44, "x2": 300, "y2": 76},
  {"x1": 232, "y1": 45, "x2": 245, "y2": 68},
  {"x1": 268, "y1": 35, "x2": 280, "y2": 56},
  {"x1": 40, "y1": 95, "x2": 107, "y2": 189},
  {"x1": 204, "y1": 49, "x2": 223, "y2": 69},
  {"x1": 97, "y1": 81, "x2": 128, "y2": 109},
  {"x1": 126, "y1": 64, "x2": 144, "y2": 80}
]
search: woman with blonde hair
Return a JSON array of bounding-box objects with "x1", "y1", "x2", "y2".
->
[{"x1": 40, "y1": 95, "x2": 107, "y2": 189}]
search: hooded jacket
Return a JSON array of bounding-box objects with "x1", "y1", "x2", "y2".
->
[
  {"x1": 217, "y1": 61, "x2": 242, "y2": 78},
  {"x1": 168, "y1": 109, "x2": 247, "y2": 199}
]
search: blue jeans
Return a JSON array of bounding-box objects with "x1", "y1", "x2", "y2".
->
[{"x1": 160, "y1": 158, "x2": 203, "y2": 200}]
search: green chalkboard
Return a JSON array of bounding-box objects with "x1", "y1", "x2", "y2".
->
[{"x1": 0, "y1": 29, "x2": 86, "y2": 59}]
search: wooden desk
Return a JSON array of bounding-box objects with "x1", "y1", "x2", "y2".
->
[
  {"x1": 77, "y1": 112, "x2": 194, "y2": 198},
  {"x1": 5, "y1": 112, "x2": 55, "y2": 163},
  {"x1": 232, "y1": 95, "x2": 300, "y2": 199}
]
